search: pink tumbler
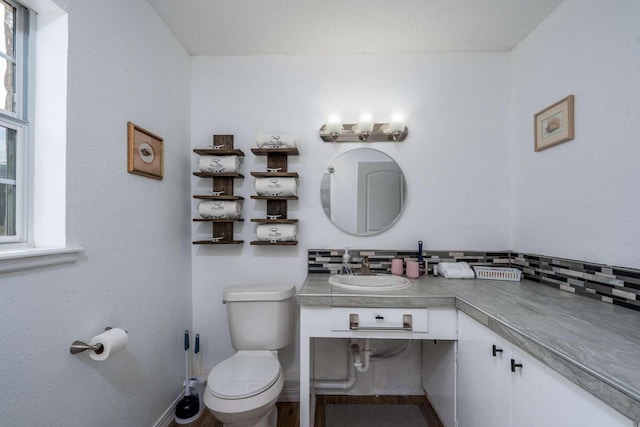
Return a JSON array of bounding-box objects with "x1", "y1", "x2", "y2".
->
[
  {"x1": 406, "y1": 261, "x2": 419, "y2": 279},
  {"x1": 391, "y1": 259, "x2": 403, "y2": 276}
]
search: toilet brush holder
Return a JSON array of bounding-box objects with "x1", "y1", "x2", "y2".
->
[
  {"x1": 188, "y1": 377, "x2": 205, "y2": 406},
  {"x1": 175, "y1": 384, "x2": 204, "y2": 425},
  {"x1": 175, "y1": 330, "x2": 204, "y2": 424}
]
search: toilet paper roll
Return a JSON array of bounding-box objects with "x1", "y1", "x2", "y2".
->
[
  {"x1": 255, "y1": 177, "x2": 297, "y2": 197},
  {"x1": 198, "y1": 155, "x2": 240, "y2": 173},
  {"x1": 88, "y1": 328, "x2": 128, "y2": 361}
]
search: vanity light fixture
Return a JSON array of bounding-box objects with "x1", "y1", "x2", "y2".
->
[{"x1": 319, "y1": 112, "x2": 408, "y2": 143}]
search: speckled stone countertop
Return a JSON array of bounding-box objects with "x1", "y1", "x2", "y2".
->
[{"x1": 298, "y1": 274, "x2": 640, "y2": 421}]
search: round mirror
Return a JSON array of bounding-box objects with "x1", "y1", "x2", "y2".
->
[{"x1": 320, "y1": 148, "x2": 407, "y2": 235}]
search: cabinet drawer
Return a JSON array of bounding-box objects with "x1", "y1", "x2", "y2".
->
[{"x1": 330, "y1": 307, "x2": 428, "y2": 332}]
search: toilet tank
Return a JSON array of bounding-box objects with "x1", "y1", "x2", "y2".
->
[{"x1": 223, "y1": 284, "x2": 295, "y2": 351}]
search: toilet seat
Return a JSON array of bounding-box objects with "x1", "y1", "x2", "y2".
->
[{"x1": 207, "y1": 351, "x2": 280, "y2": 400}]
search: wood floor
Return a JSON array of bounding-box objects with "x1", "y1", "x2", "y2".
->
[{"x1": 169, "y1": 395, "x2": 443, "y2": 427}]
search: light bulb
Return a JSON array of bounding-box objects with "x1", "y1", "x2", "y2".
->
[
  {"x1": 326, "y1": 114, "x2": 343, "y2": 134},
  {"x1": 390, "y1": 113, "x2": 406, "y2": 132},
  {"x1": 357, "y1": 112, "x2": 374, "y2": 133}
]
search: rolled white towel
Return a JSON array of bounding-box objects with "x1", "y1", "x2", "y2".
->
[
  {"x1": 198, "y1": 201, "x2": 242, "y2": 219},
  {"x1": 256, "y1": 223, "x2": 297, "y2": 242},
  {"x1": 199, "y1": 155, "x2": 240, "y2": 173},
  {"x1": 438, "y1": 262, "x2": 475, "y2": 279},
  {"x1": 439, "y1": 262, "x2": 471, "y2": 270},
  {"x1": 255, "y1": 177, "x2": 297, "y2": 196},
  {"x1": 256, "y1": 132, "x2": 299, "y2": 149},
  {"x1": 442, "y1": 268, "x2": 475, "y2": 279}
]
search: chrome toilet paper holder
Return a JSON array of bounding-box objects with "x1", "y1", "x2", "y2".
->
[{"x1": 69, "y1": 327, "x2": 124, "y2": 355}]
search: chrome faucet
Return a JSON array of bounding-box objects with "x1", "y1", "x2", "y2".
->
[
  {"x1": 359, "y1": 255, "x2": 372, "y2": 275},
  {"x1": 341, "y1": 249, "x2": 353, "y2": 275}
]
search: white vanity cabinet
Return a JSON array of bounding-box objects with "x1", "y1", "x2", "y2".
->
[
  {"x1": 457, "y1": 312, "x2": 635, "y2": 427},
  {"x1": 509, "y1": 343, "x2": 635, "y2": 427},
  {"x1": 457, "y1": 311, "x2": 511, "y2": 427}
]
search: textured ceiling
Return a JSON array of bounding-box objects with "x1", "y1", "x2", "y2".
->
[{"x1": 148, "y1": 0, "x2": 564, "y2": 56}]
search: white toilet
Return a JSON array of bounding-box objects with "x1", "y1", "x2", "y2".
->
[{"x1": 204, "y1": 284, "x2": 295, "y2": 427}]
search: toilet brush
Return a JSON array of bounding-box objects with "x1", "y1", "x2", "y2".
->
[
  {"x1": 175, "y1": 330, "x2": 200, "y2": 424},
  {"x1": 190, "y1": 334, "x2": 206, "y2": 402},
  {"x1": 194, "y1": 334, "x2": 200, "y2": 379},
  {"x1": 194, "y1": 334, "x2": 205, "y2": 384}
]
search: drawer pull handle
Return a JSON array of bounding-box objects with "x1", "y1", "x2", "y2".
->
[
  {"x1": 492, "y1": 344, "x2": 503, "y2": 357},
  {"x1": 511, "y1": 359, "x2": 523, "y2": 372},
  {"x1": 349, "y1": 314, "x2": 413, "y2": 331}
]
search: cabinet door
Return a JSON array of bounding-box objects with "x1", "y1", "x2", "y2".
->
[
  {"x1": 509, "y1": 345, "x2": 635, "y2": 427},
  {"x1": 457, "y1": 312, "x2": 510, "y2": 427}
]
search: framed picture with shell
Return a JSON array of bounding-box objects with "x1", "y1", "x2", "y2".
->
[
  {"x1": 534, "y1": 95, "x2": 574, "y2": 152},
  {"x1": 127, "y1": 121, "x2": 163, "y2": 180}
]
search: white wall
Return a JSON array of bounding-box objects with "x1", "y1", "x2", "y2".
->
[
  {"x1": 0, "y1": 1, "x2": 192, "y2": 426},
  {"x1": 191, "y1": 53, "x2": 511, "y2": 386},
  {"x1": 510, "y1": 0, "x2": 640, "y2": 268}
]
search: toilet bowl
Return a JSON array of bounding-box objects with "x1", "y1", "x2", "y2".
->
[
  {"x1": 204, "y1": 351, "x2": 283, "y2": 427},
  {"x1": 203, "y1": 284, "x2": 295, "y2": 427}
]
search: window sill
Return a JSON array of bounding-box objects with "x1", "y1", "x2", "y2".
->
[{"x1": 0, "y1": 247, "x2": 83, "y2": 273}]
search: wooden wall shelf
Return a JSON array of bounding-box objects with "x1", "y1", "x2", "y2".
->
[
  {"x1": 250, "y1": 195, "x2": 298, "y2": 200},
  {"x1": 193, "y1": 195, "x2": 244, "y2": 201},
  {"x1": 251, "y1": 148, "x2": 299, "y2": 156},
  {"x1": 250, "y1": 172, "x2": 298, "y2": 178},
  {"x1": 193, "y1": 218, "x2": 244, "y2": 223},
  {"x1": 193, "y1": 240, "x2": 244, "y2": 245},
  {"x1": 194, "y1": 172, "x2": 244, "y2": 178},
  {"x1": 250, "y1": 241, "x2": 298, "y2": 246},
  {"x1": 192, "y1": 134, "x2": 244, "y2": 245},
  {"x1": 194, "y1": 148, "x2": 245, "y2": 156},
  {"x1": 250, "y1": 145, "x2": 299, "y2": 246},
  {"x1": 250, "y1": 218, "x2": 298, "y2": 223}
]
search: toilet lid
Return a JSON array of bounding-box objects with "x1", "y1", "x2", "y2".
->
[{"x1": 207, "y1": 351, "x2": 280, "y2": 399}]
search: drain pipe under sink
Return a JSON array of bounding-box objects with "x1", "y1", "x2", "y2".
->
[
  {"x1": 313, "y1": 338, "x2": 409, "y2": 390},
  {"x1": 353, "y1": 339, "x2": 371, "y2": 373},
  {"x1": 312, "y1": 339, "x2": 362, "y2": 390}
]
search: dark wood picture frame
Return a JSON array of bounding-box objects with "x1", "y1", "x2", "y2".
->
[
  {"x1": 534, "y1": 95, "x2": 575, "y2": 152},
  {"x1": 127, "y1": 122, "x2": 163, "y2": 180}
]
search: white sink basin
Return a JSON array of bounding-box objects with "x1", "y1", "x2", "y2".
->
[{"x1": 328, "y1": 274, "x2": 411, "y2": 291}]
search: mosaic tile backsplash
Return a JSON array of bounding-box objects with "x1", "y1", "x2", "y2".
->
[
  {"x1": 513, "y1": 253, "x2": 640, "y2": 312},
  {"x1": 308, "y1": 249, "x2": 640, "y2": 313},
  {"x1": 308, "y1": 249, "x2": 511, "y2": 275}
]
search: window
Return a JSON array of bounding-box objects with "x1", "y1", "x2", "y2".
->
[
  {"x1": 0, "y1": 0, "x2": 30, "y2": 245},
  {"x1": 0, "y1": 1, "x2": 79, "y2": 271}
]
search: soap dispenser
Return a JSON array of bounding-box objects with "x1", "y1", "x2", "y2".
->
[{"x1": 341, "y1": 248, "x2": 352, "y2": 275}]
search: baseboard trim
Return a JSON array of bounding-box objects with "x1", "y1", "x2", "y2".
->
[
  {"x1": 153, "y1": 392, "x2": 183, "y2": 427},
  {"x1": 279, "y1": 386, "x2": 300, "y2": 402}
]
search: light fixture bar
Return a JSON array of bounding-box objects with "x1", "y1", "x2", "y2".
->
[{"x1": 319, "y1": 123, "x2": 408, "y2": 143}]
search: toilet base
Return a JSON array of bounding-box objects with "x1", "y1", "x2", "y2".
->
[
  {"x1": 268, "y1": 406, "x2": 277, "y2": 427},
  {"x1": 220, "y1": 406, "x2": 277, "y2": 427}
]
